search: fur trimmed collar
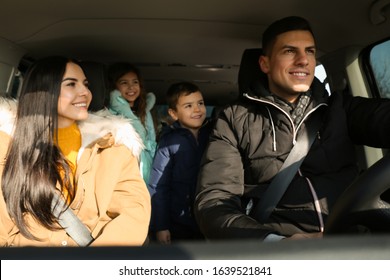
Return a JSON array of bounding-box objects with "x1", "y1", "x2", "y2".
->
[{"x1": 0, "y1": 97, "x2": 144, "y2": 158}]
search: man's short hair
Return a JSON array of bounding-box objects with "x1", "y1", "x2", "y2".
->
[{"x1": 261, "y1": 16, "x2": 315, "y2": 55}]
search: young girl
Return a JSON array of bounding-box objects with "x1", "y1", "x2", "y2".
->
[
  {"x1": 108, "y1": 63, "x2": 157, "y2": 185},
  {"x1": 0, "y1": 56, "x2": 151, "y2": 246}
]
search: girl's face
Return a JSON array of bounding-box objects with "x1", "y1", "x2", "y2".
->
[
  {"x1": 115, "y1": 71, "x2": 140, "y2": 107},
  {"x1": 57, "y1": 62, "x2": 92, "y2": 128}
]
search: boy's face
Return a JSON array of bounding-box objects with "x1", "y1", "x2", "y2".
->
[
  {"x1": 259, "y1": 30, "x2": 316, "y2": 103},
  {"x1": 168, "y1": 91, "x2": 206, "y2": 132}
]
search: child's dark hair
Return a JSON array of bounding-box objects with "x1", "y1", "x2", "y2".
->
[
  {"x1": 262, "y1": 16, "x2": 315, "y2": 56},
  {"x1": 166, "y1": 81, "x2": 200, "y2": 110}
]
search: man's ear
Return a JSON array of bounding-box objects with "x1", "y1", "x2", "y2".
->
[
  {"x1": 168, "y1": 108, "x2": 178, "y2": 121},
  {"x1": 259, "y1": 55, "x2": 270, "y2": 74}
]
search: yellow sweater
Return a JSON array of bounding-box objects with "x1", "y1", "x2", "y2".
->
[
  {"x1": 56, "y1": 122, "x2": 81, "y2": 173},
  {"x1": 56, "y1": 123, "x2": 81, "y2": 200}
]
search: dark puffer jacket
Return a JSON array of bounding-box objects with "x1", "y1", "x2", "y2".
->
[
  {"x1": 148, "y1": 120, "x2": 212, "y2": 239},
  {"x1": 194, "y1": 78, "x2": 390, "y2": 240}
]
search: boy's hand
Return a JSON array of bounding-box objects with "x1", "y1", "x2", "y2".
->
[{"x1": 156, "y1": 230, "x2": 171, "y2": 244}]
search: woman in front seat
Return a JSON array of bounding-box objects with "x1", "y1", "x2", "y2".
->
[{"x1": 0, "y1": 56, "x2": 151, "y2": 247}]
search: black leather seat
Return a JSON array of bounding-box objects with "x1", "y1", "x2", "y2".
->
[
  {"x1": 237, "y1": 48, "x2": 267, "y2": 96},
  {"x1": 79, "y1": 61, "x2": 109, "y2": 112}
]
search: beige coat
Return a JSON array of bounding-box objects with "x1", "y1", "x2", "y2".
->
[{"x1": 0, "y1": 98, "x2": 151, "y2": 247}]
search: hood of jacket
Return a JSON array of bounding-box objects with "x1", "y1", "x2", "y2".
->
[
  {"x1": 145, "y1": 91, "x2": 156, "y2": 112},
  {"x1": 0, "y1": 97, "x2": 144, "y2": 159},
  {"x1": 110, "y1": 90, "x2": 156, "y2": 113},
  {"x1": 109, "y1": 90, "x2": 157, "y2": 146}
]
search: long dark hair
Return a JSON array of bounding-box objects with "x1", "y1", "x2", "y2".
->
[
  {"x1": 107, "y1": 62, "x2": 147, "y2": 125},
  {"x1": 2, "y1": 56, "x2": 77, "y2": 239}
]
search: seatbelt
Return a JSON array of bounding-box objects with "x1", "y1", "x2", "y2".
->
[
  {"x1": 252, "y1": 110, "x2": 323, "y2": 223},
  {"x1": 52, "y1": 194, "x2": 94, "y2": 246}
]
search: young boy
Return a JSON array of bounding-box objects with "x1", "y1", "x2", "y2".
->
[{"x1": 148, "y1": 82, "x2": 211, "y2": 244}]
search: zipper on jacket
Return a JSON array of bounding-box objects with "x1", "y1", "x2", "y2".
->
[
  {"x1": 243, "y1": 93, "x2": 327, "y2": 145},
  {"x1": 265, "y1": 107, "x2": 277, "y2": 151},
  {"x1": 244, "y1": 92, "x2": 327, "y2": 232}
]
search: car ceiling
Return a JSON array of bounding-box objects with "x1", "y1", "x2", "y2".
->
[{"x1": 1, "y1": 0, "x2": 390, "y2": 105}]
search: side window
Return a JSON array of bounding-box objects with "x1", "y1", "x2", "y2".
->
[
  {"x1": 0, "y1": 62, "x2": 23, "y2": 99},
  {"x1": 315, "y1": 64, "x2": 331, "y2": 94},
  {"x1": 10, "y1": 70, "x2": 23, "y2": 98},
  {"x1": 369, "y1": 39, "x2": 390, "y2": 98},
  {"x1": 0, "y1": 62, "x2": 16, "y2": 97}
]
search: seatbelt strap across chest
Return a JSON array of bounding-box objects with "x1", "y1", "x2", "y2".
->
[
  {"x1": 52, "y1": 194, "x2": 94, "y2": 246},
  {"x1": 253, "y1": 110, "x2": 323, "y2": 223}
]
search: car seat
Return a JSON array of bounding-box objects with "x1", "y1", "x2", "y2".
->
[
  {"x1": 237, "y1": 48, "x2": 267, "y2": 97},
  {"x1": 79, "y1": 61, "x2": 109, "y2": 112}
]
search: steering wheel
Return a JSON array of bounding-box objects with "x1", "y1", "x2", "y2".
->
[{"x1": 324, "y1": 153, "x2": 390, "y2": 234}]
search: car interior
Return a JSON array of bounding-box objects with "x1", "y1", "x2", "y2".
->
[{"x1": 1, "y1": 0, "x2": 390, "y2": 259}]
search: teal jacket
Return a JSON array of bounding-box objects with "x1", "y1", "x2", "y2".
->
[{"x1": 109, "y1": 90, "x2": 157, "y2": 184}]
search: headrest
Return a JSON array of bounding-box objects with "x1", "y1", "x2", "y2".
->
[
  {"x1": 238, "y1": 48, "x2": 267, "y2": 95},
  {"x1": 79, "y1": 61, "x2": 109, "y2": 112}
]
